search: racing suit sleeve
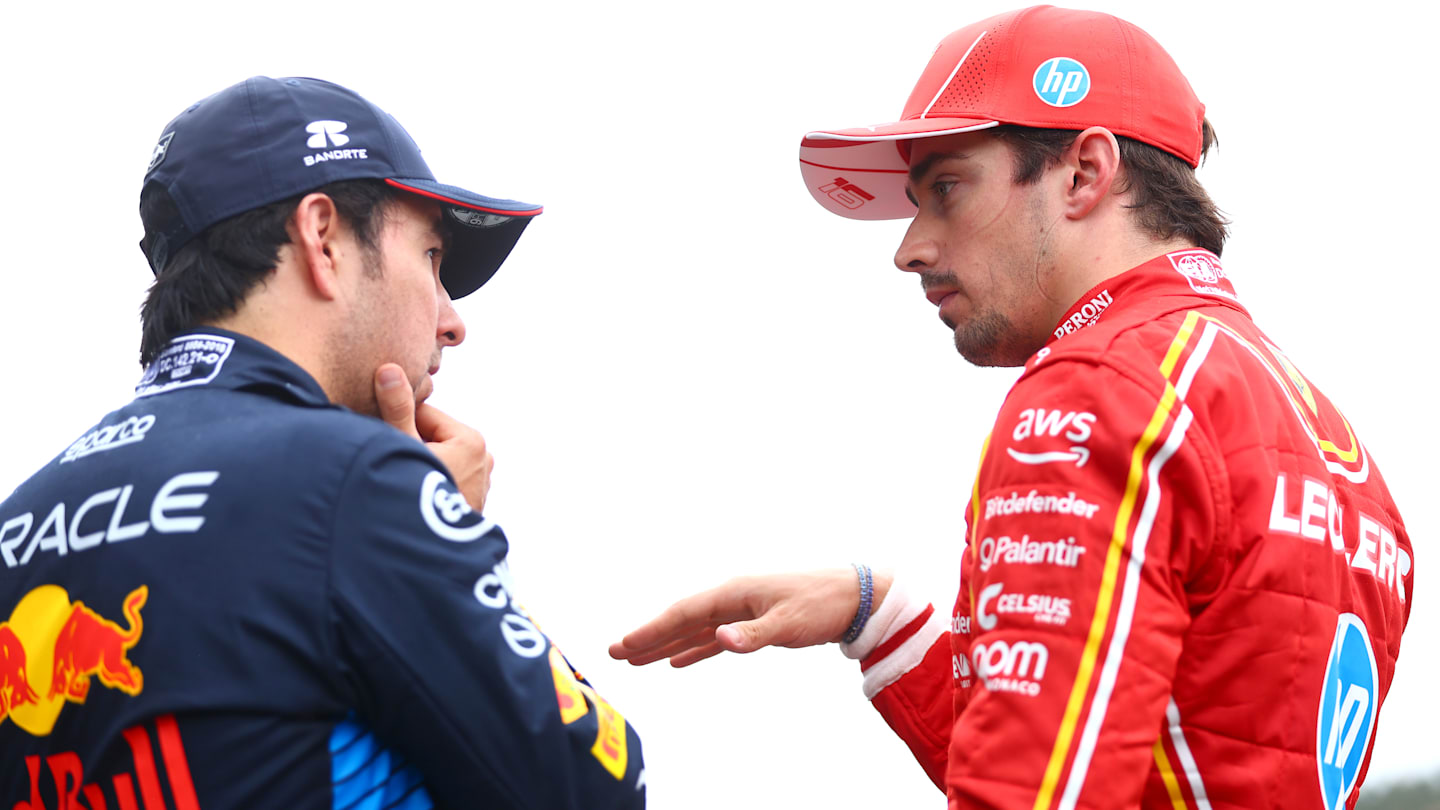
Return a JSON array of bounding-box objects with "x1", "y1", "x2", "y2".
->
[
  {"x1": 855, "y1": 356, "x2": 1220, "y2": 808},
  {"x1": 327, "y1": 432, "x2": 645, "y2": 809},
  {"x1": 839, "y1": 578, "x2": 956, "y2": 791}
]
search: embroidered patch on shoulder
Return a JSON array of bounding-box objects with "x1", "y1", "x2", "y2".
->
[
  {"x1": 1166, "y1": 249, "x2": 1238, "y2": 302},
  {"x1": 135, "y1": 335, "x2": 235, "y2": 398}
]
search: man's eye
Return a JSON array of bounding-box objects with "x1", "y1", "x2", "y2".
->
[{"x1": 931, "y1": 180, "x2": 957, "y2": 198}]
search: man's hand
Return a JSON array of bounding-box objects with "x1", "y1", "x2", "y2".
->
[
  {"x1": 374, "y1": 364, "x2": 493, "y2": 513},
  {"x1": 609, "y1": 568, "x2": 893, "y2": 668}
]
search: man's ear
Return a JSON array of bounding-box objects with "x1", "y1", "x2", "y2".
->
[
  {"x1": 289, "y1": 193, "x2": 345, "y2": 301},
  {"x1": 1061, "y1": 126, "x2": 1122, "y2": 221}
]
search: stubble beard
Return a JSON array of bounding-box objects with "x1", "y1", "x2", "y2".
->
[
  {"x1": 926, "y1": 270, "x2": 1022, "y2": 368},
  {"x1": 325, "y1": 250, "x2": 396, "y2": 418},
  {"x1": 950, "y1": 307, "x2": 1017, "y2": 367},
  {"x1": 942, "y1": 190, "x2": 1058, "y2": 368}
]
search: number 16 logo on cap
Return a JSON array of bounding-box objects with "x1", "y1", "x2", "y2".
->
[{"x1": 1033, "y1": 58, "x2": 1090, "y2": 107}]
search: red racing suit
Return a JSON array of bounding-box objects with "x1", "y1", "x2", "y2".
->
[{"x1": 846, "y1": 248, "x2": 1413, "y2": 809}]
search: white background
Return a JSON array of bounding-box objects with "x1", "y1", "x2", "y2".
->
[{"x1": 2, "y1": 1, "x2": 1434, "y2": 806}]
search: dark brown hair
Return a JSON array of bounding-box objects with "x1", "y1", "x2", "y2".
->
[
  {"x1": 137, "y1": 180, "x2": 399, "y2": 366},
  {"x1": 989, "y1": 122, "x2": 1229, "y2": 255}
]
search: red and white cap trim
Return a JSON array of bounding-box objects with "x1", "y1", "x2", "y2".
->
[{"x1": 798, "y1": 6, "x2": 1205, "y2": 221}]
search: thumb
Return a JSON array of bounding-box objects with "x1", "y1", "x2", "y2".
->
[
  {"x1": 374, "y1": 364, "x2": 420, "y2": 440},
  {"x1": 414, "y1": 401, "x2": 460, "y2": 443},
  {"x1": 715, "y1": 620, "x2": 769, "y2": 654}
]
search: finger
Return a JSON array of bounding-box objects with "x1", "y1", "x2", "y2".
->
[
  {"x1": 618, "y1": 627, "x2": 721, "y2": 667},
  {"x1": 615, "y1": 588, "x2": 753, "y2": 654},
  {"x1": 374, "y1": 364, "x2": 420, "y2": 440},
  {"x1": 414, "y1": 402, "x2": 464, "y2": 443},
  {"x1": 715, "y1": 618, "x2": 775, "y2": 654},
  {"x1": 669, "y1": 640, "x2": 727, "y2": 668},
  {"x1": 610, "y1": 616, "x2": 723, "y2": 660}
]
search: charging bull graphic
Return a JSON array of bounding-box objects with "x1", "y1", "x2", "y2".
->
[
  {"x1": 49, "y1": 586, "x2": 147, "y2": 702},
  {"x1": 0, "y1": 584, "x2": 148, "y2": 736},
  {"x1": 0, "y1": 626, "x2": 40, "y2": 714}
]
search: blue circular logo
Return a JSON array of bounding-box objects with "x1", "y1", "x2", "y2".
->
[
  {"x1": 1032, "y1": 57, "x2": 1091, "y2": 108},
  {"x1": 1316, "y1": 614, "x2": 1378, "y2": 810}
]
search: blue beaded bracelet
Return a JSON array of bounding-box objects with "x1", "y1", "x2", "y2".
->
[{"x1": 843, "y1": 563, "x2": 874, "y2": 644}]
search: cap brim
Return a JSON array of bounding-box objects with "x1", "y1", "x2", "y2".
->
[
  {"x1": 799, "y1": 118, "x2": 997, "y2": 220},
  {"x1": 386, "y1": 178, "x2": 543, "y2": 298}
]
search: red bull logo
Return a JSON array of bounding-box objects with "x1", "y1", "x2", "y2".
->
[{"x1": 0, "y1": 585, "x2": 147, "y2": 736}]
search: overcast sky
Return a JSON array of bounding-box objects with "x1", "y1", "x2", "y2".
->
[{"x1": 3, "y1": 1, "x2": 1435, "y2": 806}]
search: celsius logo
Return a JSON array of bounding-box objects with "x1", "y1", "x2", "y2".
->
[
  {"x1": 419, "y1": 470, "x2": 494, "y2": 542},
  {"x1": 1033, "y1": 57, "x2": 1090, "y2": 107},
  {"x1": 305, "y1": 120, "x2": 350, "y2": 148},
  {"x1": 975, "y1": 582, "x2": 1071, "y2": 630},
  {"x1": 1316, "y1": 613, "x2": 1378, "y2": 810}
]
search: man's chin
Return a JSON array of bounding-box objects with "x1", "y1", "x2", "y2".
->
[{"x1": 414, "y1": 374, "x2": 434, "y2": 404}]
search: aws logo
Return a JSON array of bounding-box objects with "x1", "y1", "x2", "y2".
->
[
  {"x1": 1317, "y1": 613, "x2": 1378, "y2": 810},
  {"x1": 0, "y1": 585, "x2": 147, "y2": 736},
  {"x1": 1007, "y1": 408, "x2": 1097, "y2": 468}
]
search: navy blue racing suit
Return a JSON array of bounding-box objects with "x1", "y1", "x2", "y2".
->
[{"x1": 0, "y1": 329, "x2": 645, "y2": 809}]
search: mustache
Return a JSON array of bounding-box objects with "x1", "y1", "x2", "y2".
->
[{"x1": 921, "y1": 270, "x2": 961, "y2": 294}]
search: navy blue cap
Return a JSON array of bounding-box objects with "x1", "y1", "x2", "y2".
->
[{"x1": 140, "y1": 76, "x2": 542, "y2": 298}]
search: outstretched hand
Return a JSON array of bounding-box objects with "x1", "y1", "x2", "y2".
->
[
  {"x1": 609, "y1": 568, "x2": 891, "y2": 668},
  {"x1": 374, "y1": 363, "x2": 494, "y2": 513}
]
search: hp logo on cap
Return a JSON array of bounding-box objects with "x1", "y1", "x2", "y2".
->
[{"x1": 1033, "y1": 58, "x2": 1090, "y2": 107}]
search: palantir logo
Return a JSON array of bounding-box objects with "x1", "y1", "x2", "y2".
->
[
  {"x1": 1033, "y1": 57, "x2": 1090, "y2": 107},
  {"x1": 1316, "y1": 613, "x2": 1378, "y2": 810},
  {"x1": 305, "y1": 120, "x2": 350, "y2": 148}
]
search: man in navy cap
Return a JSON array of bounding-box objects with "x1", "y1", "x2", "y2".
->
[{"x1": 0, "y1": 76, "x2": 645, "y2": 809}]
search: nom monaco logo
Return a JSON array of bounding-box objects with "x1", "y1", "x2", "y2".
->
[{"x1": 1, "y1": 585, "x2": 147, "y2": 736}]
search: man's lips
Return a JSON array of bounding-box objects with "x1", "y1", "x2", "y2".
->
[{"x1": 925, "y1": 288, "x2": 959, "y2": 307}]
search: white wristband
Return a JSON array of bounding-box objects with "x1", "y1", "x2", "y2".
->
[{"x1": 840, "y1": 572, "x2": 925, "y2": 661}]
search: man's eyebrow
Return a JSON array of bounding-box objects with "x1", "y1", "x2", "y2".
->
[{"x1": 907, "y1": 151, "x2": 972, "y2": 186}]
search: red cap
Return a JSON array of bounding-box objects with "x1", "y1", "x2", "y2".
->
[{"x1": 799, "y1": 6, "x2": 1205, "y2": 220}]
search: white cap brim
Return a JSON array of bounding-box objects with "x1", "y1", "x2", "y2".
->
[{"x1": 799, "y1": 119, "x2": 998, "y2": 220}]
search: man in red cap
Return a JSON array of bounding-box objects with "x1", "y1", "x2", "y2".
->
[{"x1": 611, "y1": 6, "x2": 1412, "y2": 808}]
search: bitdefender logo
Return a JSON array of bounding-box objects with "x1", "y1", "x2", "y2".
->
[{"x1": 303, "y1": 120, "x2": 369, "y2": 167}]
